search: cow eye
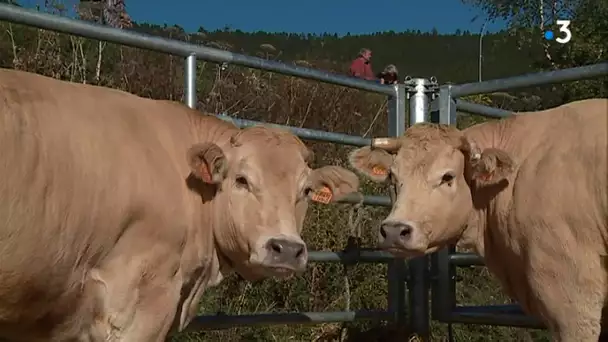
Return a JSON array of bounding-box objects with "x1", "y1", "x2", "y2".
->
[
  {"x1": 441, "y1": 172, "x2": 455, "y2": 186},
  {"x1": 235, "y1": 176, "x2": 250, "y2": 190}
]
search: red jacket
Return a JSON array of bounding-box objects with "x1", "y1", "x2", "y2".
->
[{"x1": 349, "y1": 57, "x2": 375, "y2": 80}]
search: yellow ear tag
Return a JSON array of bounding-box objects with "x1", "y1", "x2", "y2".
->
[
  {"x1": 371, "y1": 166, "x2": 388, "y2": 176},
  {"x1": 311, "y1": 186, "x2": 333, "y2": 204}
]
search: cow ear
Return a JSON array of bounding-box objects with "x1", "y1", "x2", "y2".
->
[
  {"x1": 469, "y1": 145, "x2": 515, "y2": 186},
  {"x1": 307, "y1": 166, "x2": 361, "y2": 204},
  {"x1": 187, "y1": 142, "x2": 228, "y2": 184},
  {"x1": 348, "y1": 146, "x2": 393, "y2": 183}
]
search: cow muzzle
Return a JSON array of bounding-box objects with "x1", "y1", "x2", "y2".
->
[
  {"x1": 255, "y1": 235, "x2": 308, "y2": 276},
  {"x1": 378, "y1": 220, "x2": 427, "y2": 256}
]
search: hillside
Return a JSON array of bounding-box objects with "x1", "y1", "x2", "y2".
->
[{"x1": 132, "y1": 22, "x2": 536, "y2": 85}]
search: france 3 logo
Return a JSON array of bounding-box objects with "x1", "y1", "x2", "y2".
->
[{"x1": 543, "y1": 20, "x2": 572, "y2": 44}]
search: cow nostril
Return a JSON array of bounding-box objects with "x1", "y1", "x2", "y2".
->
[
  {"x1": 400, "y1": 224, "x2": 412, "y2": 237},
  {"x1": 270, "y1": 242, "x2": 283, "y2": 254},
  {"x1": 295, "y1": 246, "x2": 305, "y2": 259},
  {"x1": 380, "y1": 226, "x2": 387, "y2": 238},
  {"x1": 267, "y1": 238, "x2": 306, "y2": 260},
  {"x1": 399, "y1": 224, "x2": 413, "y2": 238}
]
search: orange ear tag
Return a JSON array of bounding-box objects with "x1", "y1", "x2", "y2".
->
[
  {"x1": 198, "y1": 163, "x2": 213, "y2": 183},
  {"x1": 311, "y1": 186, "x2": 333, "y2": 204},
  {"x1": 371, "y1": 166, "x2": 388, "y2": 176}
]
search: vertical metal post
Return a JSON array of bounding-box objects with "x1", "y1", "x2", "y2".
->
[
  {"x1": 439, "y1": 84, "x2": 457, "y2": 125},
  {"x1": 387, "y1": 84, "x2": 407, "y2": 141},
  {"x1": 431, "y1": 246, "x2": 457, "y2": 322},
  {"x1": 387, "y1": 84, "x2": 407, "y2": 328},
  {"x1": 408, "y1": 79, "x2": 430, "y2": 123},
  {"x1": 403, "y1": 78, "x2": 435, "y2": 340},
  {"x1": 184, "y1": 53, "x2": 197, "y2": 109},
  {"x1": 431, "y1": 84, "x2": 458, "y2": 326}
]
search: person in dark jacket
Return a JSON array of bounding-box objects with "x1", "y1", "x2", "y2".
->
[
  {"x1": 377, "y1": 64, "x2": 399, "y2": 84},
  {"x1": 349, "y1": 48, "x2": 375, "y2": 80}
]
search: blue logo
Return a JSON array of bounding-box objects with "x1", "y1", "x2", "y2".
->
[{"x1": 544, "y1": 30, "x2": 554, "y2": 40}]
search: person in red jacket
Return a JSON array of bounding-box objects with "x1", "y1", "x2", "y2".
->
[{"x1": 349, "y1": 48, "x2": 375, "y2": 80}]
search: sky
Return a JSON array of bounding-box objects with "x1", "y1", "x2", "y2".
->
[{"x1": 98, "y1": 0, "x2": 506, "y2": 35}]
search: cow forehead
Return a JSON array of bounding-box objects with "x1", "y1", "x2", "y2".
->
[
  {"x1": 402, "y1": 122, "x2": 463, "y2": 148},
  {"x1": 233, "y1": 126, "x2": 305, "y2": 143},
  {"x1": 239, "y1": 139, "x2": 308, "y2": 167},
  {"x1": 232, "y1": 127, "x2": 311, "y2": 181},
  {"x1": 233, "y1": 126, "x2": 310, "y2": 158},
  {"x1": 252, "y1": 149, "x2": 309, "y2": 176},
  {"x1": 394, "y1": 123, "x2": 464, "y2": 173}
]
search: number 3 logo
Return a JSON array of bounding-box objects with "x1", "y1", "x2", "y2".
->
[{"x1": 556, "y1": 20, "x2": 572, "y2": 44}]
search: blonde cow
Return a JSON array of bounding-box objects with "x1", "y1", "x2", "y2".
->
[
  {"x1": 349, "y1": 98, "x2": 608, "y2": 341},
  {"x1": 0, "y1": 68, "x2": 361, "y2": 342}
]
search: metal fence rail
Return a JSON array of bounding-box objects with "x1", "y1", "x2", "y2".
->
[
  {"x1": 450, "y1": 63, "x2": 608, "y2": 97},
  {"x1": 216, "y1": 114, "x2": 372, "y2": 146},
  {"x1": 186, "y1": 310, "x2": 393, "y2": 331},
  {"x1": 0, "y1": 4, "x2": 395, "y2": 96}
]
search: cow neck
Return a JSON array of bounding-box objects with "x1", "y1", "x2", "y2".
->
[
  {"x1": 185, "y1": 111, "x2": 245, "y2": 284},
  {"x1": 214, "y1": 234, "x2": 235, "y2": 273},
  {"x1": 463, "y1": 115, "x2": 539, "y2": 259},
  {"x1": 186, "y1": 111, "x2": 239, "y2": 145},
  {"x1": 202, "y1": 187, "x2": 240, "y2": 285},
  {"x1": 204, "y1": 242, "x2": 228, "y2": 287},
  {"x1": 463, "y1": 118, "x2": 518, "y2": 258}
]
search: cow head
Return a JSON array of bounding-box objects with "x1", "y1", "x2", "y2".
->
[
  {"x1": 348, "y1": 123, "x2": 514, "y2": 257},
  {"x1": 187, "y1": 126, "x2": 360, "y2": 280}
]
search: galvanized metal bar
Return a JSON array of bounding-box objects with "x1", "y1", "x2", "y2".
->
[
  {"x1": 308, "y1": 250, "x2": 394, "y2": 263},
  {"x1": 429, "y1": 95, "x2": 453, "y2": 123},
  {"x1": 449, "y1": 305, "x2": 544, "y2": 329},
  {"x1": 455, "y1": 99, "x2": 512, "y2": 118},
  {"x1": 184, "y1": 53, "x2": 197, "y2": 109},
  {"x1": 216, "y1": 114, "x2": 372, "y2": 147},
  {"x1": 439, "y1": 85, "x2": 457, "y2": 126},
  {"x1": 386, "y1": 84, "x2": 408, "y2": 327},
  {"x1": 337, "y1": 193, "x2": 391, "y2": 207},
  {"x1": 450, "y1": 62, "x2": 608, "y2": 97},
  {"x1": 408, "y1": 79, "x2": 431, "y2": 123},
  {"x1": 430, "y1": 247, "x2": 456, "y2": 322},
  {"x1": 405, "y1": 79, "x2": 432, "y2": 339},
  {"x1": 449, "y1": 252, "x2": 485, "y2": 266},
  {"x1": 431, "y1": 85, "x2": 459, "y2": 324},
  {"x1": 0, "y1": 4, "x2": 395, "y2": 96},
  {"x1": 186, "y1": 310, "x2": 392, "y2": 331}
]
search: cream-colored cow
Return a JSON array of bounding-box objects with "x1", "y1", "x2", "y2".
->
[
  {"x1": 349, "y1": 98, "x2": 608, "y2": 341},
  {"x1": 0, "y1": 68, "x2": 360, "y2": 341}
]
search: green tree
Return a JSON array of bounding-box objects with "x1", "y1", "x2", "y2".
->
[{"x1": 462, "y1": 0, "x2": 607, "y2": 102}]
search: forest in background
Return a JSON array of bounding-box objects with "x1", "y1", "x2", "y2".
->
[{"x1": 0, "y1": 0, "x2": 606, "y2": 340}]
